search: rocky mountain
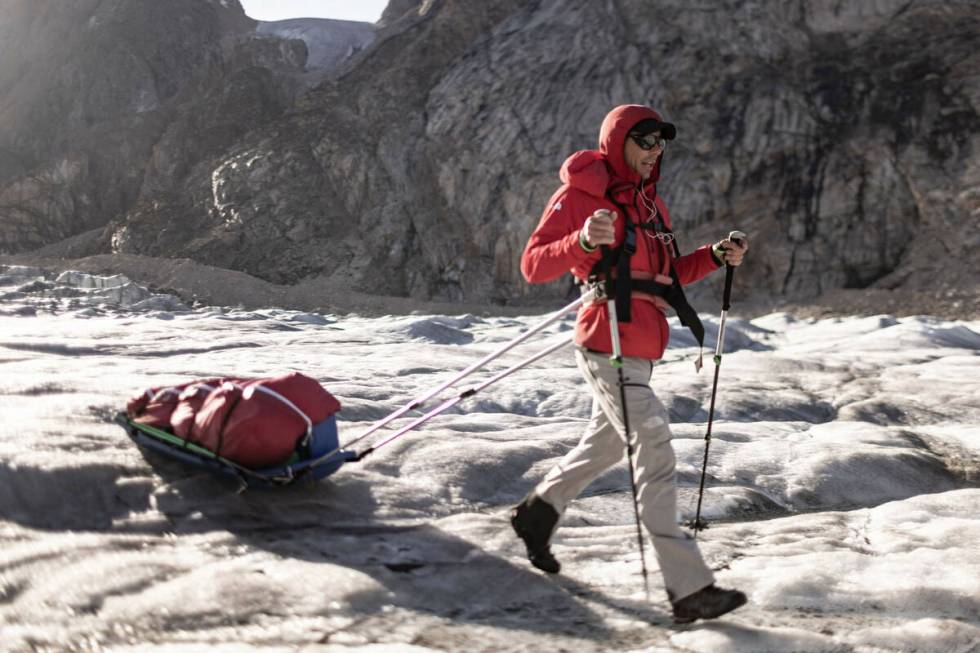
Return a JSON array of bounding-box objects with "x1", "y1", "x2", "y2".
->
[
  {"x1": 0, "y1": 0, "x2": 335, "y2": 253},
  {"x1": 1, "y1": 0, "x2": 978, "y2": 311}
]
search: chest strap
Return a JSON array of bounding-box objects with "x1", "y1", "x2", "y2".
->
[{"x1": 587, "y1": 190, "x2": 706, "y2": 350}]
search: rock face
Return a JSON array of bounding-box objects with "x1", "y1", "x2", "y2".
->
[
  {"x1": 109, "y1": 0, "x2": 532, "y2": 294},
  {"x1": 0, "y1": 0, "x2": 305, "y2": 252},
  {"x1": 421, "y1": 0, "x2": 980, "y2": 305},
  {"x1": 2, "y1": 0, "x2": 978, "y2": 308}
]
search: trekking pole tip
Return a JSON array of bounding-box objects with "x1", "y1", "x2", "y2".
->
[{"x1": 683, "y1": 517, "x2": 710, "y2": 533}]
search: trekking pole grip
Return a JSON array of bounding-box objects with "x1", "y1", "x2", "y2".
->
[{"x1": 722, "y1": 230, "x2": 746, "y2": 311}]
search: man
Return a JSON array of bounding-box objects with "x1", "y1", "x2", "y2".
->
[{"x1": 513, "y1": 104, "x2": 748, "y2": 623}]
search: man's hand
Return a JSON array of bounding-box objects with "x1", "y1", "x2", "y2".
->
[
  {"x1": 712, "y1": 236, "x2": 748, "y2": 266},
  {"x1": 581, "y1": 209, "x2": 616, "y2": 249}
]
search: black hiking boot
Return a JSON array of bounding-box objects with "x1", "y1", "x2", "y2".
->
[
  {"x1": 671, "y1": 584, "x2": 747, "y2": 624},
  {"x1": 510, "y1": 493, "x2": 561, "y2": 574}
]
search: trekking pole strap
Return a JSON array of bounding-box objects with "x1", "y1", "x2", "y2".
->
[
  {"x1": 715, "y1": 312, "x2": 728, "y2": 358},
  {"x1": 599, "y1": 244, "x2": 625, "y2": 367}
]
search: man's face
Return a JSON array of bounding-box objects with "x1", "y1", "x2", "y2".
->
[{"x1": 624, "y1": 131, "x2": 665, "y2": 180}]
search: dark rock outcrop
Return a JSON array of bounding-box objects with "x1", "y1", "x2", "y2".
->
[
  {"x1": 0, "y1": 0, "x2": 306, "y2": 252},
  {"x1": 109, "y1": 0, "x2": 531, "y2": 294},
  {"x1": 420, "y1": 0, "x2": 980, "y2": 305}
]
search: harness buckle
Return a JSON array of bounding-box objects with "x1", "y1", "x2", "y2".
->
[{"x1": 582, "y1": 278, "x2": 607, "y2": 303}]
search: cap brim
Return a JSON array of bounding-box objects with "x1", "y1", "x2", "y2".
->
[{"x1": 630, "y1": 118, "x2": 677, "y2": 140}]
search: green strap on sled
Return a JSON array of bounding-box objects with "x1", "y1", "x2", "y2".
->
[
  {"x1": 123, "y1": 417, "x2": 301, "y2": 481},
  {"x1": 129, "y1": 420, "x2": 230, "y2": 461}
]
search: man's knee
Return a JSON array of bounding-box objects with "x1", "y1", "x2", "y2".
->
[
  {"x1": 639, "y1": 409, "x2": 669, "y2": 435},
  {"x1": 597, "y1": 445, "x2": 625, "y2": 469},
  {"x1": 625, "y1": 388, "x2": 669, "y2": 430},
  {"x1": 573, "y1": 438, "x2": 623, "y2": 471}
]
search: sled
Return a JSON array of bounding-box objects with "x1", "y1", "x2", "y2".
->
[
  {"x1": 116, "y1": 411, "x2": 356, "y2": 488},
  {"x1": 118, "y1": 291, "x2": 593, "y2": 489}
]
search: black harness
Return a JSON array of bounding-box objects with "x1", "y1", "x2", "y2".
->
[{"x1": 584, "y1": 188, "x2": 706, "y2": 349}]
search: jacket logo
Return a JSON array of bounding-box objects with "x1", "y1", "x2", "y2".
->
[{"x1": 553, "y1": 201, "x2": 562, "y2": 211}]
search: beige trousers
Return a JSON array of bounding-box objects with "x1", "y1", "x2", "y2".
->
[{"x1": 535, "y1": 347, "x2": 714, "y2": 601}]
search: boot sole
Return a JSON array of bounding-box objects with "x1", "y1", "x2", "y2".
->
[{"x1": 529, "y1": 554, "x2": 560, "y2": 574}]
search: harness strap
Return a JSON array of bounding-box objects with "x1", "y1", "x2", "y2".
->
[
  {"x1": 653, "y1": 225, "x2": 706, "y2": 350},
  {"x1": 590, "y1": 192, "x2": 637, "y2": 322},
  {"x1": 584, "y1": 188, "x2": 706, "y2": 351},
  {"x1": 629, "y1": 278, "x2": 672, "y2": 296}
]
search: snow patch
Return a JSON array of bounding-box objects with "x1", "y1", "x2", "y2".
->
[
  {"x1": 670, "y1": 624, "x2": 841, "y2": 653},
  {"x1": 256, "y1": 18, "x2": 375, "y2": 71}
]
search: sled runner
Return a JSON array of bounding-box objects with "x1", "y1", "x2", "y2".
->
[{"x1": 118, "y1": 291, "x2": 595, "y2": 489}]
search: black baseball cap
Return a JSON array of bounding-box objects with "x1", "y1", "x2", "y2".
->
[{"x1": 629, "y1": 118, "x2": 677, "y2": 140}]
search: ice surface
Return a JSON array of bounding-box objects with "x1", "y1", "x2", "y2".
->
[{"x1": 0, "y1": 265, "x2": 978, "y2": 651}]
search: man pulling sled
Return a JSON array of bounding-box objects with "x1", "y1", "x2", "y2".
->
[{"x1": 512, "y1": 104, "x2": 749, "y2": 624}]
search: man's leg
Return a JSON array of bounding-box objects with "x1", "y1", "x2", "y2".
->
[
  {"x1": 512, "y1": 369, "x2": 627, "y2": 573},
  {"x1": 630, "y1": 394, "x2": 717, "y2": 601},
  {"x1": 534, "y1": 397, "x2": 624, "y2": 513},
  {"x1": 575, "y1": 349, "x2": 715, "y2": 600}
]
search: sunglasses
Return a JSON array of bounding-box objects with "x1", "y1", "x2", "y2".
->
[{"x1": 630, "y1": 133, "x2": 667, "y2": 151}]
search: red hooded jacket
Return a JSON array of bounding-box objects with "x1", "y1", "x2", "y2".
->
[{"x1": 521, "y1": 105, "x2": 720, "y2": 360}]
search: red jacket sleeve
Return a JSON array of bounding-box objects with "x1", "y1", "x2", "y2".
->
[
  {"x1": 521, "y1": 188, "x2": 601, "y2": 284},
  {"x1": 673, "y1": 243, "x2": 722, "y2": 285}
]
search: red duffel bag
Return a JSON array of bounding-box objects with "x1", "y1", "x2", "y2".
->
[
  {"x1": 127, "y1": 372, "x2": 341, "y2": 469},
  {"x1": 190, "y1": 372, "x2": 341, "y2": 468}
]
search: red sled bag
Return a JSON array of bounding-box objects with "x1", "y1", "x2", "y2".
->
[
  {"x1": 127, "y1": 372, "x2": 341, "y2": 469},
  {"x1": 191, "y1": 373, "x2": 341, "y2": 468}
]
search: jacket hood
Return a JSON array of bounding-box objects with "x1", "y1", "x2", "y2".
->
[
  {"x1": 599, "y1": 104, "x2": 667, "y2": 186},
  {"x1": 559, "y1": 105, "x2": 669, "y2": 195},
  {"x1": 559, "y1": 150, "x2": 609, "y2": 198}
]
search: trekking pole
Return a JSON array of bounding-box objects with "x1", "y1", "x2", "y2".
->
[
  {"x1": 690, "y1": 230, "x2": 746, "y2": 537},
  {"x1": 599, "y1": 210, "x2": 651, "y2": 601},
  {"x1": 338, "y1": 291, "x2": 594, "y2": 453},
  {"x1": 353, "y1": 334, "x2": 574, "y2": 460}
]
